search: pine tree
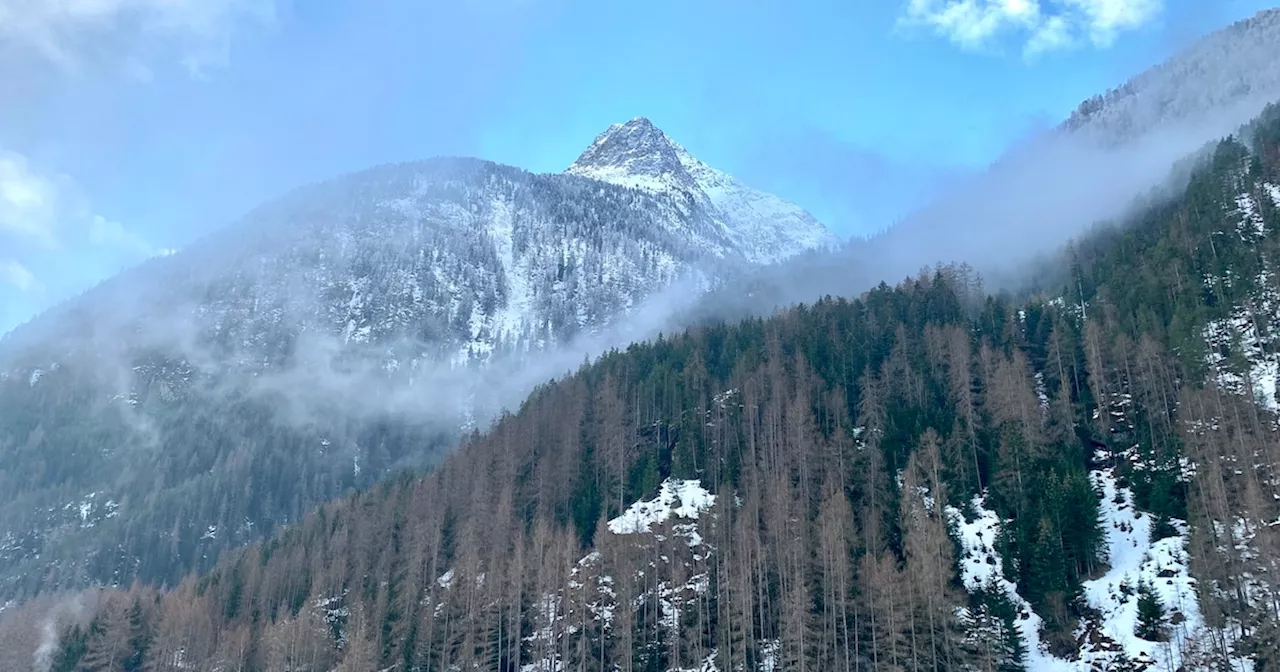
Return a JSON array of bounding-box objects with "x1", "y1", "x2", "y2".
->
[
  {"x1": 960, "y1": 585, "x2": 1026, "y2": 672},
  {"x1": 50, "y1": 624, "x2": 88, "y2": 672},
  {"x1": 124, "y1": 597, "x2": 152, "y2": 672},
  {"x1": 1134, "y1": 580, "x2": 1167, "y2": 642}
]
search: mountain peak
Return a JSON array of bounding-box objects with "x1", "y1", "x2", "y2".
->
[
  {"x1": 602, "y1": 116, "x2": 668, "y2": 143},
  {"x1": 622, "y1": 115, "x2": 658, "y2": 129},
  {"x1": 566, "y1": 117, "x2": 690, "y2": 190},
  {"x1": 565, "y1": 118, "x2": 840, "y2": 264}
]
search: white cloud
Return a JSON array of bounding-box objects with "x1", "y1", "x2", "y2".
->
[
  {"x1": 1026, "y1": 14, "x2": 1073, "y2": 54},
  {"x1": 0, "y1": 150, "x2": 62, "y2": 248},
  {"x1": 0, "y1": 151, "x2": 168, "y2": 329},
  {"x1": 1066, "y1": 0, "x2": 1163, "y2": 45},
  {"x1": 901, "y1": 0, "x2": 1163, "y2": 55},
  {"x1": 89, "y1": 214, "x2": 162, "y2": 257},
  {"x1": 0, "y1": 259, "x2": 37, "y2": 292},
  {"x1": 0, "y1": 0, "x2": 276, "y2": 75},
  {"x1": 1, "y1": 147, "x2": 165, "y2": 289}
]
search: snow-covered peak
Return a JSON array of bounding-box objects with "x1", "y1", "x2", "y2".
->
[
  {"x1": 567, "y1": 117, "x2": 694, "y2": 193},
  {"x1": 567, "y1": 118, "x2": 840, "y2": 264}
]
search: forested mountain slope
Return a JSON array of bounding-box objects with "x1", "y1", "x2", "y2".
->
[
  {"x1": 0, "y1": 133, "x2": 832, "y2": 601},
  {"x1": 16, "y1": 103, "x2": 1280, "y2": 672}
]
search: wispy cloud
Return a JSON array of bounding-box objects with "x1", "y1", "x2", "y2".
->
[
  {"x1": 89, "y1": 215, "x2": 167, "y2": 258},
  {"x1": 900, "y1": 0, "x2": 1164, "y2": 56},
  {"x1": 0, "y1": 0, "x2": 276, "y2": 75},
  {"x1": 0, "y1": 147, "x2": 167, "y2": 290},
  {"x1": 0, "y1": 151, "x2": 62, "y2": 248},
  {"x1": 0, "y1": 259, "x2": 37, "y2": 293}
]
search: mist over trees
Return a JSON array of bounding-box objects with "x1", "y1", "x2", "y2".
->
[
  {"x1": 12, "y1": 102, "x2": 1280, "y2": 669},
  {"x1": 4, "y1": 11, "x2": 1280, "y2": 670},
  {"x1": 0, "y1": 157, "x2": 741, "y2": 600}
]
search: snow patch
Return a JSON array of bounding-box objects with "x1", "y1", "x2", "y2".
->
[
  {"x1": 1235, "y1": 192, "x2": 1267, "y2": 237},
  {"x1": 1034, "y1": 371, "x2": 1050, "y2": 412},
  {"x1": 947, "y1": 494, "x2": 1072, "y2": 672},
  {"x1": 1265, "y1": 182, "x2": 1280, "y2": 207},
  {"x1": 608, "y1": 478, "x2": 716, "y2": 535},
  {"x1": 757, "y1": 640, "x2": 780, "y2": 672},
  {"x1": 950, "y1": 457, "x2": 1256, "y2": 671},
  {"x1": 1079, "y1": 466, "x2": 1192, "y2": 670},
  {"x1": 1203, "y1": 294, "x2": 1280, "y2": 413}
]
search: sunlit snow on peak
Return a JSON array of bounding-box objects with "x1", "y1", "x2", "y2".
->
[{"x1": 566, "y1": 118, "x2": 840, "y2": 264}]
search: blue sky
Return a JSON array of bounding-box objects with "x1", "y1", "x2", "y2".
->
[{"x1": 0, "y1": 0, "x2": 1275, "y2": 335}]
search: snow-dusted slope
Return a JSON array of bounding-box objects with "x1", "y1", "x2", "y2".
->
[
  {"x1": 948, "y1": 457, "x2": 1251, "y2": 672},
  {"x1": 4, "y1": 158, "x2": 727, "y2": 373},
  {"x1": 857, "y1": 9, "x2": 1280, "y2": 288},
  {"x1": 1065, "y1": 9, "x2": 1280, "y2": 145},
  {"x1": 1201, "y1": 177, "x2": 1280, "y2": 415},
  {"x1": 0, "y1": 155, "x2": 752, "y2": 598},
  {"x1": 567, "y1": 118, "x2": 840, "y2": 264}
]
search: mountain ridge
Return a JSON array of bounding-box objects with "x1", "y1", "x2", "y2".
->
[
  {"x1": 0, "y1": 121, "x2": 832, "y2": 603},
  {"x1": 1063, "y1": 7, "x2": 1280, "y2": 144}
]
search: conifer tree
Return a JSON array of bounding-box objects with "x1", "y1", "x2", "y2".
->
[{"x1": 1135, "y1": 580, "x2": 1167, "y2": 642}]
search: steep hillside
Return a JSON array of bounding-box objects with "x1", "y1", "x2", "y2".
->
[
  {"x1": 18, "y1": 104, "x2": 1280, "y2": 672},
  {"x1": 0, "y1": 138, "x2": 834, "y2": 601},
  {"x1": 1065, "y1": 9, "x2": 1280, "y2": 144}
]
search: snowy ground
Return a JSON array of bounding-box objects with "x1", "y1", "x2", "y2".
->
[
  {"x1": 1079, "y1": 463, "x2": 1207, "y2": 671},
  {"x1": 947, "y1": 457, "x2": 1252, "y2": 672},
  {"x1": 607, "y1": 478, "x2": 716, "y2": 536},
  {"x1": 1201, "y1": 186, "x2": 1280, "y2": 414},
  {"x1": 1204, "y1": 302, "x2": 1280, "y2": 415},
  {"x1": 948, "y1": 494, "x2": 1074, "y2": 672}
]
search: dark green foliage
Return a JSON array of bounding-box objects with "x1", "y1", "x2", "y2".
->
[
  {"x1": 1135, "y1": 580, "x2": 1167, "y2": 642},
  {"x1": 223, "y1": 560, "x2": 245, "y2": 621},
  {"x1": 50, "y1": 623, "x2": 88, "y2": 672},
  {"x1": 963, "y1": 583, "x2": 1027, "y2": 672},
  {"x1": 125, "y1": 598, "x2": 152, "y2": 672},
  {"x1": 1150, "y1": 514, "x2": 1179, "y2": 543}
]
